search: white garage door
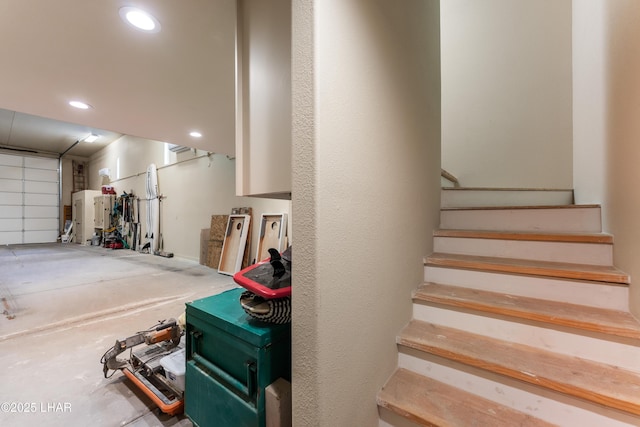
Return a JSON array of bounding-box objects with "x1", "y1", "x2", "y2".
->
[{"x1": 0, "y1": 153, "x2": 59, "y2": 245}]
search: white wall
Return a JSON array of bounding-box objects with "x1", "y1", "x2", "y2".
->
[
  {"x1": 441, "y1": 0, "x2": 573, "y2": 188},
  {"x1": 292, "y1": 1, "x2": 441, "y2": 425},
  {"x1": 574, "y1": 0, "x2": 640, "y2": 318},
  {"x1": 572, "y1": 0, "x2": 607, "y2": 207},
  {"x1": 88, "y1": 135, "x2": 290, "y2": 262}
]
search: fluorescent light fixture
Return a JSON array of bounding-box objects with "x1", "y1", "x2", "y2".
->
[
  {"x1": 84, "y1": 134, "x2": 99, "y2": 143},
  {"x1": 69, "y1": 100, "x2": 92, "y2": 110},
  {"x1": 119, "y1": 7, "x2": 161, "y2": 33},
  {"x1": 190, "y1": 131, "x2": 202, "y2": 138}
]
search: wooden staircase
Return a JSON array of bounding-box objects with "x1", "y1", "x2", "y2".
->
[{"x1": 378, "y1": 189, "x2": 640, "y2": 426}]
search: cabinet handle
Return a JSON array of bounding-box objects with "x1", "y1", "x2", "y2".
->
[
  {"x1": 246, "y1": 360, "x2": 256, "y2": 398},
  {"x1": 190, "y1": 331, "x2": 257, "y2": 400},
  {"x1": 192, "y1": 353, "x2": 254, "y2": 398}
]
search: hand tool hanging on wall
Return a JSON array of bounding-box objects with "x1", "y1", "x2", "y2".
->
[{"x1": 137, "y1": 197, "x2": 142, "y2": 248}]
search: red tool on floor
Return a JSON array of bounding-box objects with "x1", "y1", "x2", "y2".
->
[{"x1": 100, "y1": 319, "x2": 185, "y2": 415}]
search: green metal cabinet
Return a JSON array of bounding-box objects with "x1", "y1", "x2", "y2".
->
[{"x1": 185, "y1": 288, "x2": 291, "y2": 427}]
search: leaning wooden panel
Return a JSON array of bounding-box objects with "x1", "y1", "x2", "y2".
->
[
  {"x1": 210, "y1": 214, "x2": 230, "y2": 238},
  {"x1": 199, "y1": 228, "x2": 210, "y2": 265},
  {"x1": 218, "y1": 214, "x2": 251, "y2": 275},
  {"x1": 255, "y1": 213, "x2": 288, "y2": 263},
  {"x1": 231, "y1": 207, "x2": 253, "y2": 268},
  {"x1": 207, "y1": 215, "x2": 229, "y2": 268}
]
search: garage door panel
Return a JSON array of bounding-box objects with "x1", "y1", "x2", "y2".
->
[
  {"x1": 0, "y1": 153, "x2": 58, "y2": 244},
  {"x1": 0, "y1": 166, "x2": 22, "y2": 180},
  {"x1": 25, "y1": 168, "x2": 58, "y2": 182},
  {"x1": 0, "y1": 231, "x2": 22, "y2": 245},
  {"x1": 25, "y1": 193, "x2": 57, "y2": 205},
  {"x1": 0, "y1": 154, "x2": 22, "y2": 167},
  {"x1": 24, "y1": 180, "x2": 58, "y2": 194},
  {"x1": 0, "y1": 178, "x2": 22, "y2": 192},
  {"x1": 0, "y1": 191, "x2": 22, "y2": 205},
  {"x1": 25, "y1": 218, "x2": 58, "y2": 230},
  {"x1": 0, "y1": 206, "x2": 21, "y2": 218},
  {"x1": 24, "y1": 230, "x2": 58, "y2": 244},
  {"x1": 0, "y1": 218, "x2": 22, "y2": 231},
  {"x1": 25, "y1": 206, "x2": 58, "y2": 218},
  {"x1": 24, "y1": 157, "x2": 57, "y2": 170}
]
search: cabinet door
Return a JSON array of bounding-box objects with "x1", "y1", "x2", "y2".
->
[
  {"x1": 186, "y1": 314, "x2": 262, "y2": 426},
  {"x1": 186, "y1": 361, "x2": 260, "y2": 427},
  {"x1": 235, "y1": 0, "x2": 291, "y2": 199},
  {"x1": 94, "y1": 197, "x2": 104, "y2": 229},
  {"x1": 74, "y1": 199, "x2": 84, "y2": 243}
]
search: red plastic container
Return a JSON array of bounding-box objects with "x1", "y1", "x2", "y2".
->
[{"x1": 233, "y1": 249, "x2": 291, "y2": 299}]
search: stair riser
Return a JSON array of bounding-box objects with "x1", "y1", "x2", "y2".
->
[
  {"x1": 433, "y1": 237, "x2": 613, "y2": 266},
  {"x1": 440, "y1": 207, "x2": 602, "y2": 233},
  {"x1": 378, "y1": 408, "x2": 420, "y2": 427},
  {"x1": 424, "y1": 266, "x2": 629, "y2": 311},
  {"x1": 412, "y1": 304, "x2": 640, "y2": 371},
  {"x1": 398, "y1": 350, "x2": 640, "y2": 427},
  {"x1": 441, "y1": 177, "x2": 456, "y2": 188},
  {"x1": 441, "y1": 189, "x2": 574, "y2": 208}
]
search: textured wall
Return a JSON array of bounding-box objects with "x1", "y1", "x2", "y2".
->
[{"x1": 292, "y1": 1, "x2": 441, "y2": 425}]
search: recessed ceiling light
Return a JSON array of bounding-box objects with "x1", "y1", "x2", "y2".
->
[
  {"x1": 69, "y1": 100, "x2": 92, "y2": 110},
  {"x1": 190, "y1": 131, "x2": 202, "y2": 138},
  {"x1": 84, "y1": 134, "x2": 99, "y2": 143},
  {"x1": 119, "y1": 7, "x2": 161, "y2": 33}
]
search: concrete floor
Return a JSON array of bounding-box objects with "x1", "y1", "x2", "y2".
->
[{"x1": 0, "y1": 243, "x2": 238, "y2": 427}]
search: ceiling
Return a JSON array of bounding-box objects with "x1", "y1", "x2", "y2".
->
[{"x1": 0, "y1": 0, "x2": 236, "y2": 158}]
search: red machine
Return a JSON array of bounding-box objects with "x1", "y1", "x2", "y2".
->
[{"x1": 100, "y1": 319, "x2": 184, "y2": 415}]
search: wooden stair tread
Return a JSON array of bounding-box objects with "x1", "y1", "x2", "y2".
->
[
  {"x1": 433, "y1": 229, "x2": 613, "y2": 244},
  {"x1": 399, "y1": 320, "x2": 640, "y2": 416},
  {"x1": 441, "y1": 204, "x2": 600, "y2": 211},
  {"x1": 425, "y1": 253, "x2": 630, "y2": 284},
  {"x1": 415, "y1": 283, "x2": 640, "y2": 339},
  {"x1": 377, "y1": 368, "x2": 555, "y2": 427}
]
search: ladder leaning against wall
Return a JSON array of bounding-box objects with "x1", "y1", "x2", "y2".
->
[{"x1": 72, "y1": 160, "x2": 86, "y2": 195}]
